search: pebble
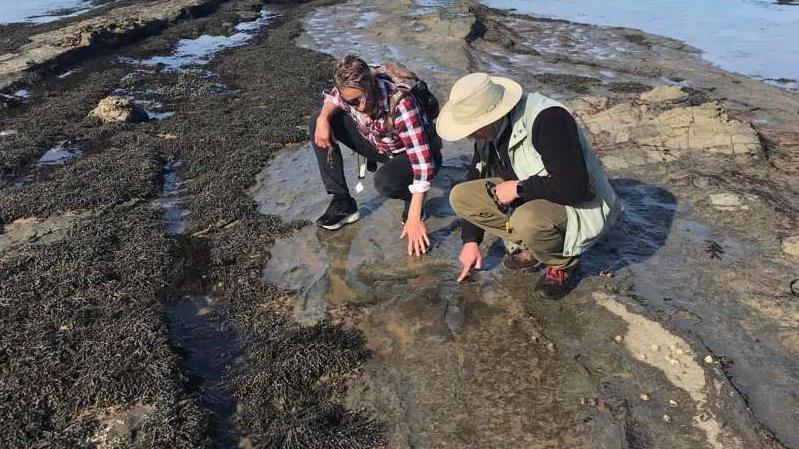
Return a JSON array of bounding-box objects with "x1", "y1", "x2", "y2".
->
[
  {"x1": 669, "y1": 399, "x2": 679, "y2": 407},
  {"x1": 704, "y1": 355, "x2": 714, "y2": 364},
  {"x1": 651, "y1": 344, "x2": 660, "y2": 352},
  {"x1": 546, "y1": 342, "x2": 556, "y2": 353},
  {"x1": 639, "y1": 393, "x2": 651, "y2": 402},
  {"x1": 663, "y1": 414, "x2": 672, "y2": 423},
  {"x1": 158, "y1": 133, "x2": 178, "y2": 140},
  {"x1": 668, "y1": 358, "x2": 680, "y2": 366},
  {"x1": 710, "y1": 193, "x2": 748, "y2": 211},
  {"x1": 614, "y1": 334, "x2": 624, "y2": 343},
  {"x1": 0, "y1": 129, "x2": 18, "y2": 137},
  {"x1": 675, "y1": 348, "x2": 685, "y2": 355},
  {"x1": 782, "y1": 235, "x2": 799, "y2": 257},
  {"x1": 637, "y1": 353, "x2": 648, "y2": 360}
]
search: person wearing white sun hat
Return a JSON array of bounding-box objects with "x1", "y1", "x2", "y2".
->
[{"x1": 438, "y1": 73, "x2": 622, "y2": 298}]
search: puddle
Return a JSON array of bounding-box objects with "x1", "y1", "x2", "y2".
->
[
  {"x1": 254, "y1": 143, "x2": 470, "y2": 325},
  {"x1": 12, "y1": 144, "x2": 83, "y2": 187},
  {"x1": 137, "y1": 9, "x2": 277, "y2": 70},
  {"x1": 164, "y1": 295, "x2": 242, "y2": 449},
  {"x1": 58, "y1": 69, "x2": 80, "y2": 79},
  {"x1": 151, "y1": 162, "x2": 187, "y2": 235},
  {"x1": 36, "y1": 145, "x2": 82, "y2": 166}
]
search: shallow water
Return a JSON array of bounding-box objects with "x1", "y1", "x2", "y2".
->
[
  {"x1": 0, "y1": 0, "x2": 94, "y2": 24},
  {"x1": 138, "y1": 9, "x2": 276, "y2": 70},
  {"x1": 482, "y1": 0, "x2": 799, "y2": 82},
  {"x1": 164, "y1": 295, "x2": 242, "y2": 449},
  {"x1": 151, "y1": 162, "x2": 187, "y2": 235},
  {"x1": 12, "y1": 144, "x2": 83, "y2": 187}
]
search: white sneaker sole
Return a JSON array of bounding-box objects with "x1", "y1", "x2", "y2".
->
[{"x1": 320, "y1": 211, "x2": 360, "y2": 230}]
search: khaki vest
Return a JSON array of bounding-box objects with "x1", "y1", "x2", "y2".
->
[{"x1": 503, "y1": 92, "x2": 622, "y2": 256}]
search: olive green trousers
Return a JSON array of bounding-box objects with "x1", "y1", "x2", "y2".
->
[{"x1": 449, "y1": 178, "x2": 579, "y2": 270}]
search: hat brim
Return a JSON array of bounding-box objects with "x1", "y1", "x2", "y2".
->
[{"x1": 436, "y1": 76, "x2": 523, "y2": 142}]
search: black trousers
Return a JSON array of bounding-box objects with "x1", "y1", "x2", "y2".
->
[{"x1": 310, "y1": 110, "x2": 442, "y2": 202}]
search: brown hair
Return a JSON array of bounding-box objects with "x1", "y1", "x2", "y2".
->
[{"x1": 333, "y1": 55, "x2": 375, "y2": 98}]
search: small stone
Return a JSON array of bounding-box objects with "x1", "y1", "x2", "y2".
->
[
  {"x1": 668, "y1": 358, "x2": 680, "y2": 366},
  {"x1": 669, "y1": 399, "x2": 679, "y2": 407},
  {"x1": 640, "y1": 85, "x2": 688, "y2": 103},
  {"x1": 651, "y1": 344, "x2": 660, "y2": 352},
  {"x1": 90, "y1": 96, "x2": 148, "y2": 123},
  {"x1": 614, "y1": 335, "x2": 625, "y2": 343},
  {"x1": 675, "y1": 348, "x2": 685, "y2": 355},
  {"x1": 0, "y1": 129, "x2": 18, "y2": 137},
  {"x1": 640, "y1": 393, "x2": 651, "y2": 402},
  {"x1": 704, "y1": 355, "x2": 714, "y2": 364},
  {"x1": 669, "y1": 344, "x2": 678, "y2": 352},
  {"x1": 663, "y1": 414, "x2": 672, "y2": 423},
  {"x1": 546, "y1": 342, "x2": 556, "y2": 353},
  {"x1": 638, "y1": 353, "x2": 648, "y2": 360},
  {"x1": 710, "y1": 193, "x2": 747, "y2": 211},
  {"x1": 782, "y1": 235, "x2": 799, "y2": 257},
  {"x1": 158, "y1": 133, "x2": 178, "y2": 140}
]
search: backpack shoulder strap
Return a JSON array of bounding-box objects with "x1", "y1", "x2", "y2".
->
[{"x1": 385, "y1": 88, "x2": 410, "y2": 133}]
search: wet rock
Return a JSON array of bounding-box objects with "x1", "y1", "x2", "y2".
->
[
  {"x1": 640, "y1": 85, "x2": 688, "y2": 103},
  {"x1": 0, "y1": 0, "x2": 219, "y2": 90},
  {"x1": 570, "y1": 93, "x2": 762, "y2": 156},
  {"x1": 86, "y1": 404, "x2": 155, "y2": 449},
  {"x1": 781, "y1": 235, "x2": 799, "y2": 257},
  {"x1": 0, "y1": 213, "x2": 85, "y2": 254},
  {"x1": 90, "y1": 96, "x2": 148, "y2": 123},
  {"x1": 709, "y1": 193, "x2": 748, "y2": 211}
]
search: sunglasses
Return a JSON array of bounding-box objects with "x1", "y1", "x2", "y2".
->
[{"x1": 344, "y1": 95, "x2": 365, "y2": 107}]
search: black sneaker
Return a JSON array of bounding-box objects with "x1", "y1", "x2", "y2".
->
[
  {"x1": 316, "y1": 195, "x2": 359, "y2": 230},
  {"x1": 401, "y1": 200, "x2": 428, "y2": 224}
]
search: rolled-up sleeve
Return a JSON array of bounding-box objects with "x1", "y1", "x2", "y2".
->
[{"x1": 395, "y1": 96, "x2": 435, "y2": 193}]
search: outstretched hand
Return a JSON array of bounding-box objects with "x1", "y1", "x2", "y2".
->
[
  {"x1": 401, "y1": 219, "x2": 429, "y2": 257},
  {"x1": 457, "y1": 242, "x2": 483, "y2": 282}
]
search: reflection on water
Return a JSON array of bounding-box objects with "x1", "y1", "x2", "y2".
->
[
  {"x1": 0, "y1": 0, "x2": 94, "y2": 24},
  {"x1": 138, "y1": 9, "x2": 276, "y2": 70},
  {"x1": 151, "y1": 162, "x2": 187, "y2": 235},
  {"x1": 482, "y1": 0, "x2": 799, "y2": 82}
]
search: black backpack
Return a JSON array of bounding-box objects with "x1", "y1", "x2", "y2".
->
[{"x1": 371, "y1": 62, "x2": 442, "y2": 150}]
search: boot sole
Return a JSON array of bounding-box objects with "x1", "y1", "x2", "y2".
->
[{"x1": 320, "y1": 211, "x2": 360, "y2": 230}]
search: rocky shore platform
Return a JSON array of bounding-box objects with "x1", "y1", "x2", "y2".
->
[{"x1": 1, "y1": 0, "x2": 797, "y2": 448}]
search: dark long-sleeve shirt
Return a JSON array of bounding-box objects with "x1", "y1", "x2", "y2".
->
[{"x1": 461, "y1": 106, "x2": 590, "y2": 244}]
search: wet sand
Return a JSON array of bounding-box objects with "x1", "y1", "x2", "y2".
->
[{"x1": 1, "y1": 0, "x2": 798, "y2": 448}]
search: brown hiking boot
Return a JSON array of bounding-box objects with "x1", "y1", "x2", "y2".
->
[
  {"x1": 535, "y1": 266, "x2": 578, "y2": 299},
  {"x1": 503, "y1": 250, "x2": 540, "y2": 271}
]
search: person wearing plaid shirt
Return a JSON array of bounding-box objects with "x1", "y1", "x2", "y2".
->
[{"x1": 310, "y1": 55, "x2": 442, "y2": 257}]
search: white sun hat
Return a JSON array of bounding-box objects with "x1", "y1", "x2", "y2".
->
[{"x1": 436, "y1": 72, "x2": 523, "y2": 142}]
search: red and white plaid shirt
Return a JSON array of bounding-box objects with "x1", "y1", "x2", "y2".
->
[{"x1": 323, "y1": 77, "x2": 436, "y2": 194}]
